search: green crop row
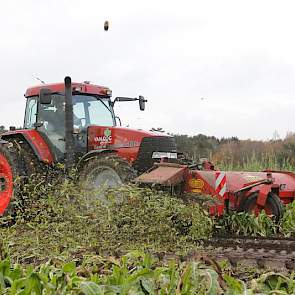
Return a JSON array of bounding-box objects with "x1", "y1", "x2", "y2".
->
[
  {"x1": 0, "y1": 251, "x2": 294, "y2": 294},
  {"x1": 216, "y1": 201, "x2": 295, "y2": 237}
]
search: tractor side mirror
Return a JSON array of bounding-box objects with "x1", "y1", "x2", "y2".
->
[
  {"x1": 39, "y1": 88, "x2": 52, "y2": 104},
  {"x1": 139, "y1": 95, "x2": 147, "y2": 111},
  {"x1": 112, "y1": 96, "x2": 147, "y2": 111}
]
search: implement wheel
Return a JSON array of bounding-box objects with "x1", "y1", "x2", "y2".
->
[
  {"x1": 0, "y1": 144, "x2": 25, "y2": 217},
  {"x1": 79, "y1": 154, "x2": 136, "y2": 202},
  {"x1": 242, "y1": 192, "x2": 284, "y2": 220}
]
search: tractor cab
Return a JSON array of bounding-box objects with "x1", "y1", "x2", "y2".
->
[{"x1": 24, "y1": 82, "x2": 116, "y2": 161}]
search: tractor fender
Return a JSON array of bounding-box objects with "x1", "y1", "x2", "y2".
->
[
  {"x1": 76, "y1": 149, "x2": 117, "y2": 170},
  {"x1": 1, "y1": 130, "x2": 54, "y2": 164}
]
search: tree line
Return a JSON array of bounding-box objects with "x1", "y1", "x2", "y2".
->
[{"x1": 173, "y1": 133, "x2": 295, "y2": 169}]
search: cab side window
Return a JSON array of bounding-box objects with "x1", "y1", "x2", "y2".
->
[
  {"x1": 24, "y1": 97, "x2": 38, "y2": 129},
  {"x1": 73, "y1": 101, "x2": 86, "y2": 127}
]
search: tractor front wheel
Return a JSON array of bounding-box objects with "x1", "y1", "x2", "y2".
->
[
  {"x1": 79, "y1": 154, "x2": 136, "y2": 202},
  {"x1": 242, "y1": 192, "x2": 284, "y2": 220}
]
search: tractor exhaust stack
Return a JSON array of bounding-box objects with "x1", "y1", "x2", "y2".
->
[{"x1": 64, "y1": 76, "x2": 75, "y2": 170}]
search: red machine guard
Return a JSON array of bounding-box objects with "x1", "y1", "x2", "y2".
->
[
  {"x1": 256, "y1": 184, "x2": 272, "y2": 207},
  {"x1": 135, "y1": 163, "x2": 187, "y2": 186}
]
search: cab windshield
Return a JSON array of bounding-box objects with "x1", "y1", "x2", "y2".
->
[
  {"x1": 25, "y1": 94, "x2": 115, "y2": 131},
  {"x1": 73, "y1": 95, "x2": 115, "y2": 127}
]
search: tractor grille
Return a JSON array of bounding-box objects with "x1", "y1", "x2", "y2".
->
[{"x1": 133, "y1": 136, "x2": 177, "y2": 174}]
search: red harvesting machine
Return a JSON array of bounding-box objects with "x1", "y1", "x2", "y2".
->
[{"x1": 136, "y1": 161, "x2": 295, "y2": 218}]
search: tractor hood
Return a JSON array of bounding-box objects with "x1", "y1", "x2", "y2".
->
[
  {"x1": 87, "y1": 126, "x2": 177, "y2": 173},
  {"x1": 88, "y1": 126, "x2": 171, "y2": 150}
]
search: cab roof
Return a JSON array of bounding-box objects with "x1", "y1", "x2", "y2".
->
[{"x1": 25, "y1": 82, "x2": 111, "y2": 97}]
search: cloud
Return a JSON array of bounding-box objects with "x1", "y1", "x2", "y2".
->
[{"x1": 0, "y1": 0, "x2": 295, "y2": 139}]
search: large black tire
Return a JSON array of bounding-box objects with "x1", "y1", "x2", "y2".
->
[
  {"x1": 78, "y1": 154, "x2": 136, "y2": 202},
  {"x1": 242, "y1": 191, "x2": 284, "y2": 220},
  {"x1": 0, "y1": 143, "x2": 26, "y2": 218}
]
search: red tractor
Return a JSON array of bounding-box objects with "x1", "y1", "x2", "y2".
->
[
  {"x1": 0, "y1": 77, "x2": 178, "y2": 215},
  {"x1": 1, "y1": 76, "x2": 295, "y2": 219}
]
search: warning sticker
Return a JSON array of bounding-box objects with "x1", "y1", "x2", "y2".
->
[{"x1": 189, "y1": 178, "x2": 205, "y2": 190}]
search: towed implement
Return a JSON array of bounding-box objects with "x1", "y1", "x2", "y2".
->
[{"x1": 136, "y1": 162, "x2": 295, "y2": 219}]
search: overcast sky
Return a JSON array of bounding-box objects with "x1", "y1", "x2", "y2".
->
[{"x1": 0, "y1": 0, "x2": 294, "y2": 140}]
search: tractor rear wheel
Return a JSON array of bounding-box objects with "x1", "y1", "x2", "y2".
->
[
  {"x1": 0, "y1": 144, "x2": 25, "y2": 217},
  {"x1": 79, "y1": 154, "x2": 136, "y2": 202},
  {"x1": 242, "y1": 192, "x2": 284, "y2": 220}
]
